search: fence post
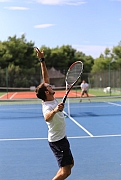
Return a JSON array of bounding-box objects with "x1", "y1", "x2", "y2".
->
[{"x1": 6, "y1": 67, "x2": 8, "y2": 99}]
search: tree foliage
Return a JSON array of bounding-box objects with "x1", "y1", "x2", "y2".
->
[
  {"x1": 92, "y1": 42, "x2": 121, "y2": 73},
  {"x1": 0, "y1": 34, "x2": 121, "y2": 87},
  {"x1": 0, "y1": 34, "x2": 37, "y2": 69},
  {"x1": 0, "y1": 35, "x2": 95, "y2": 73}
]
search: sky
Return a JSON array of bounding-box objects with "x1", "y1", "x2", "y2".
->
[{"x1": 0, "y1": 0, "x2": 121, "y2": 58}]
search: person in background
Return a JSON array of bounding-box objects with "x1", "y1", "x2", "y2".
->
[
  {"x1": 80, "y1": 80, "x2": 90, "y2": 102},
  {"x1": 34, "y1": 48, "x2": 74, "y2": 180}
]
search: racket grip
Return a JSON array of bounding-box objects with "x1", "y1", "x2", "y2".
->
[{"x1": 59, "y1": 98, "x2": 66, "y2": 112}]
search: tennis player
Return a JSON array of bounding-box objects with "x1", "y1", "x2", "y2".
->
[
  {"x1": 34, "y1": 48, "x2": 74, "y2": 180},
  {"x1": 80, "y1": 80, "x2": 90, "y2": 102}
]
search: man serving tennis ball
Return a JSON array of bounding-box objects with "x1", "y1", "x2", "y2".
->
[{"x1": 34, "y1": 47, "x2": 74, "y2": 180}]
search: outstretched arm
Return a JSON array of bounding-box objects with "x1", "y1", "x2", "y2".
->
[{"x1": 34, "y1": 47, "x2": 50, "y2": 84}]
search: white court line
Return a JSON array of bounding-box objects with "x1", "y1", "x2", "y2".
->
[
  {"x1": 107, "y1": 102, "x2": 121, "y2": 106},
  {"x1": 64, "y1": 111, "x2": 93, "y2": 137},
  {"x1": 69, "y1": 134, "x2": 121, "y2": 139},
  {"x1": 9, "y1": 92, "x2": 17, "y2": 99},
  {"x1": 1, "y1": 134, "x2": 121, "y2": 141},
  {"x1": 0, "y1": 137, "x2": 47, "y2": 141}
]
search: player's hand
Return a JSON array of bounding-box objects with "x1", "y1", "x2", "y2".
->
[
  {"x1": 54, "y1": 103, "x2": 64, "y2": 112},
  {"x1": 34, "y1": 47, "x2": 44, "y2": 59}
]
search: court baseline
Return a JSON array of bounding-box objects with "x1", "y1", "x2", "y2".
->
[{"x1": 0, "y1": 134, "x2": 121, "y2": 142}]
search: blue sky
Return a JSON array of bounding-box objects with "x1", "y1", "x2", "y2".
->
[{"x1": 0, "y1": 0, "x2": 121, "y2": 58}]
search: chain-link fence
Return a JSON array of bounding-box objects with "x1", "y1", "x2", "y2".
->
[
  {"x1": 0, "y1": 68, "x2": 121, "y2": 92},
  {"x1": 88, "y1": 70, "x2": 121, "y2": 91}
]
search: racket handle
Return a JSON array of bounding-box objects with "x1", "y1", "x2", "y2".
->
[{"x1": 62, "y1": 95, "x2": 67, "y2": 103}]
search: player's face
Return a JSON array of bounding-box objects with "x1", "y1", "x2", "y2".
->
[{"x1": 45, "y1": 83, "x2": 55, "y2": 95}]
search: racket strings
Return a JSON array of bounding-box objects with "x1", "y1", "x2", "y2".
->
[{"x1": 66, "y1": 62, "x2": 83, "y2": 85}]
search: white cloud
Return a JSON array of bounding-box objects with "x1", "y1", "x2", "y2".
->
[
  {"x1": 36, "y1": 0, "x2": 87, "y2": 5},
  {"x1": 4, "y1": 6, "x2": 29, "y2": 10},
  {"x1": 0, "y1": 0, "x2": 11, "y2": 2},
  {"x1": 111, "y1": 0, "x2": 121, "y2": 1},
  {"x1": 72, "y1": 44, "x2": 113, "y2": 58},
  {"x1": 34, "y1": 24, "x2": 54, "y2": 28}
]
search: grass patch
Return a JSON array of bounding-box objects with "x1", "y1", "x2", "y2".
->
[
  {"x1": 76, "y1": 88, "x2": 121, "y2": 96},
  {"x1": 0, "y1": 92, "x2": 5, "y2": 96}
]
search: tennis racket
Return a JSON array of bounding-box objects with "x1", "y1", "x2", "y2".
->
[{"x1": 62, "y1": 61, "x2": 83, "y2": 103}]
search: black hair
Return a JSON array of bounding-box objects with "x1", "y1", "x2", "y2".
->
[{"x1": 35, "y1": 83, "x2": 47, "y2": 101}]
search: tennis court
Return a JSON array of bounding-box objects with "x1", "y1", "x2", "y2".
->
[{"x1": 0, "y1": 96, "x2": 121, "y2": 180}]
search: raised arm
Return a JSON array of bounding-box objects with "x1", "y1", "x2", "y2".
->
[{"x1": 34, "y1": 47, "x2": 50, "y2": 84}]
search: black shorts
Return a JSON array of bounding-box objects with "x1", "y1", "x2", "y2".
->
[
  {"x1": 49, "y1": 136, "x2": 74, "y2": 168},
  {"x1": 82, "y1": 90, "x2": 88, "y2": 95}
]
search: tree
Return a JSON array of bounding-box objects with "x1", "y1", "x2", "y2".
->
[
  {"x1": 38, "y1": 45, "x2": 94, "y2": 74},
  {"x1": 0, "y1": 34, "x2": 98, "y2": 87},
  {"x1": 0, "y1": 34, "x2": 37, "y2": 69},
  {"x1": 104, "y1": 48, "x2": 111, "y2": 57},
  {"x1": 91, "y1": 57, "x2": 109, "y2": 73},
  {"x1": 112, "y1": 44, "x2": 121, "y2": 59}
]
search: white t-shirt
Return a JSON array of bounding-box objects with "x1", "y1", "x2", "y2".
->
[
  {"x1": 80, "y1": 83, "x2": 89, "y2": 91},
  {"x1": 42, "y1": 99, "x2": 66, "y2": 142}
]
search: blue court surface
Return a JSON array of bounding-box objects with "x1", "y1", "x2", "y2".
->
[{"x1": 0, "y1": 98, "x2": 121, "y2": 180}]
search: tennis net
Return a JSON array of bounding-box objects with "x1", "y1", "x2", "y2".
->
[{"x1": 64, "y1": 96, "x2": 121, "y2": 117}]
